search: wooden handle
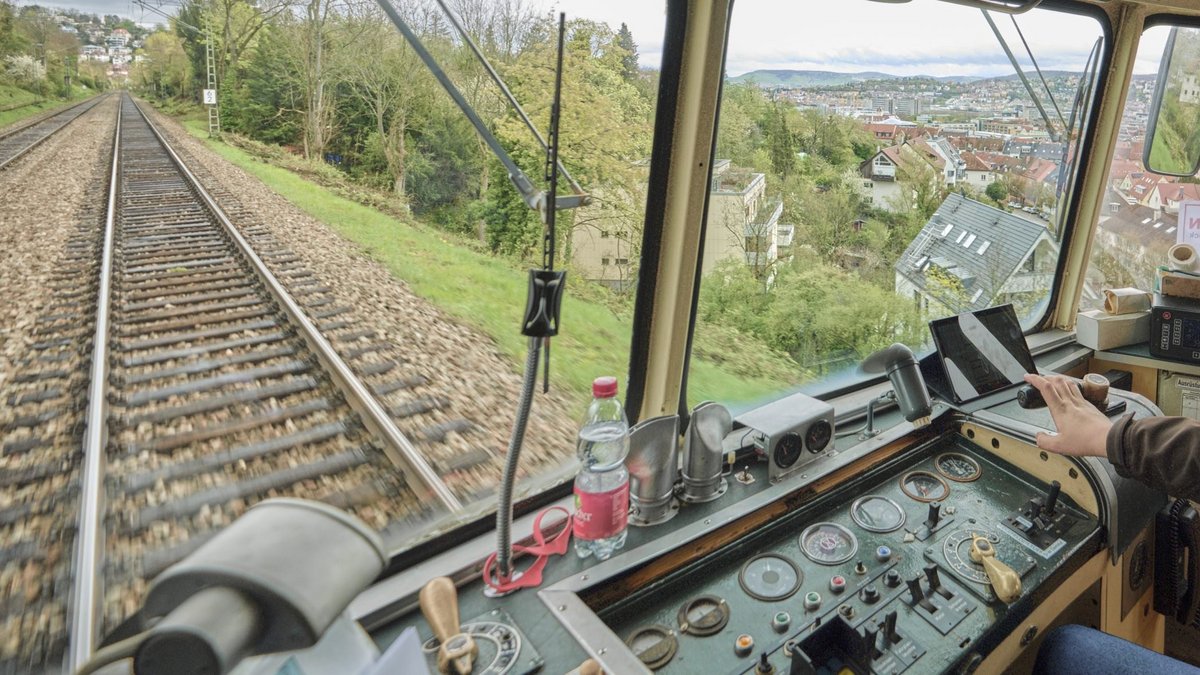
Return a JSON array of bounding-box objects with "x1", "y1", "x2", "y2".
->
[
  {"x1": 419, "y1": 576, "x2": 461, "y2": 644},
  {"x1": 419, "y1": 576, "x2": 477, "y2": 674},
  {"x1": 970, "y1": 536, "x2": 1021, "y2": 604},
  {"x1": 1081, "y1": 374, "x2": 1109, "y2": 406}
]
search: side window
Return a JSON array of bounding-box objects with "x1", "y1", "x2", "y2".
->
[
  {"x1": 1084, "y1": 25, "x2": 1192, "y2": 304},
  {"x1": 689, "y1": 1, "x2": 1102, "y2": 407}
]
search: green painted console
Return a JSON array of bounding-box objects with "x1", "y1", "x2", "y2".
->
[
  {"x1": 573, "y1": 433, "x2": 1101, "y2": 674},
  {"x1": 364, "y1": 384, "x2": 1165, "y2": 675}
]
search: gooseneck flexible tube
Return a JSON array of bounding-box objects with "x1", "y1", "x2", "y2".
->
[{"x1": 495, "y1": 337, "x2": 542, "y2": 579}]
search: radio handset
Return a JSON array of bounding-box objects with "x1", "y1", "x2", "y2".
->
[{"x1": 1154, "y1": 499, "x2": 1200, "y2": 626}]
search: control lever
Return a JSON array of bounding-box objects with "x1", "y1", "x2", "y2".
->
[
  {"x1": 863, "y1": 624, "x2": 883, "y2": 660},
  {"x1": 419, "y1": 576, "x2": 478, "y2": 674},
  {"x1": 969, "y1": 535, "x2": 1021, "y2": 603},
  {"x1": 925, "y1": 501, "x2": 942, "y2": 530},
  {"x1": 1044, "y1": 480, "x2": 1061, "y2": 517},
  {"x1": 924, "y1": 564, "x2": 954, "y2": 600},
  {"x1": 906, "y1": 574, "x2": 937, "y2": 613},
  {"x1": 883, "y1": 610, "x2": 900, "y2": 645}
]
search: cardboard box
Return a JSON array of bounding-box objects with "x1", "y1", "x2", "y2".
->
[
  {"x1": 1161, "y1": 271, "x2": 1200, "y2": 301},
  {"x1": 1077, "y1": 309, "x2": 1150, "y2": 351}
]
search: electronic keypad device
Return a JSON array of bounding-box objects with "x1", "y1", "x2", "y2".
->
[{"x1": 928, "y1": 304, "x2": 1037, "y2": 405}]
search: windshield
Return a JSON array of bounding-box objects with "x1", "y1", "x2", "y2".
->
[
  {"x1": 0, "y1": 0, "x2": 667, "y2": 663},
  {"x1": 690, "y1": 0, "x2": 1104, "y2": 411}
]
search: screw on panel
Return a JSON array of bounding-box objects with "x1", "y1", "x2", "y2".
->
[{"x1": 1020, "y1": 625, "x2": 1039, "y2": 646}]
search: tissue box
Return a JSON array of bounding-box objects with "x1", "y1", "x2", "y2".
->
[{"x1": 1077, "y1": 309, "x2": 1150, "y2": 350}]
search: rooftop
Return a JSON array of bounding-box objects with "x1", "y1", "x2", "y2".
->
[{"x1": 896, "y1": 193, "x2": 1053, "y2": 311}]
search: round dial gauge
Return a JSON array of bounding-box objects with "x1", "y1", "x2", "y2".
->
[
  {"x1": 850, "y1": 495, "x2": 907, "y2": 533},
  {"x1": 942, "y1": 529, "x2": 1004, "y2": 585},
  {"x1": 774, "y1": 432, "x2": 803, "y2": 469},
  {"x1": 899, "y1": 470, "x2": 950, "y2": 502},
  {"x1": 799, "y1": 522, "x2": 859, "y2": 566},
  {"x1": 806, "y1": 420, "x2": 833, "y2": 453},
  {"x1": 935, "y1": 452, "x2": 982, "y2": 482},
  {"x1": 739, "y1": 553, "x2": 802, "y2": 601},
  {"x1": 677, "y1": 595, "x2": 730, "y2": 635},
  {"x1": 625, "y1": 624, "x2": 678, "y2": 670}
]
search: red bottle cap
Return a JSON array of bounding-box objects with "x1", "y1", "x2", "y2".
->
[{"x1": 592, "y1": 376, "x2": 618, "y2": 398}]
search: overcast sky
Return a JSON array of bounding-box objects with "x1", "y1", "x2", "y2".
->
[{"x1": 18, "y1": 0, "x2": 1169, "y2": 75}]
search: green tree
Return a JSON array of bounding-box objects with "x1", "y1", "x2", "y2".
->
[
  {"x1": 985, "y1": 180, "x2": 1007, "y2": 203},
  {"x1": 135, "y1": 32, "x2": 192, "y2": 99},
  {"x1": 766, "y1": 102, "x2": 796, "y2": 178},
  {"x1": 615, "y1": 22, "x2": 638, "y2": 83}
]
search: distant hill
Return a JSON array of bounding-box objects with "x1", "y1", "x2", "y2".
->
[{"x1": 728, "y1": 69, "x2": 980, "y2": 87}]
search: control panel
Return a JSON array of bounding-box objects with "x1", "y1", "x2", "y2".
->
[{"x1": 590, "y1": 433, "x2": 1099, "y2": 674}]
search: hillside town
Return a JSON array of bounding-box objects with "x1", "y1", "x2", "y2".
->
[{"x1": 582, "y1": 68, "x2": 1180, "y2": 318}]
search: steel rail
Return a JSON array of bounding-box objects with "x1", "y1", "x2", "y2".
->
[
  {"x1": 127, "y1": 98, "x2": 463, "y2": 513},
  {"x1": 0, "y1": 94, "x2": 106, "y2": 171},
  {"x1": 67, "y1": 92, "x2": 121, "y2": 675}
]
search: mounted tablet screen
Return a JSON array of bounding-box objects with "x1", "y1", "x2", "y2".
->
[{"x1": 929, "y1": 305, "x2": 1037, "y2": 405}]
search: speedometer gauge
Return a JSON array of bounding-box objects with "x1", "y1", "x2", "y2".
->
[
  {"x1": 899, "y1": 470, "x2": 950, "y2": 502},
  {"x1": 850, "y1": 495, "x2": 906, "y2": 533},
  {"x1": 935, "y1": 452, "x2": 982, "y2": 482},
  {"x1": 799, "y1": 522, "x2": 858, "y2": 565}
]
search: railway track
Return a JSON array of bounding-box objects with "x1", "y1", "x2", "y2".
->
[
  {"x1": 0, "y1": 96, "x2": 107, "y2": 170},
  {"x1": 1, "y1": 93, "x2": 480, "y2": 673}
]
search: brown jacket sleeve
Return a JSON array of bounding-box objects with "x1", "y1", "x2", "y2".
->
[{"x1": 1106, "y1": 413, "x2": 1200, "y2": 501}]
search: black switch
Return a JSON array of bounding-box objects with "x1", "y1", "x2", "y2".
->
[
  {"x1": 860, "y1": 584, "x2": 880, "y2": 604},
  {"x1": 1026, "y1": 497, "x2": 1043, "y2": 521},
  {"x1": 1045, "y1": 480, "x2": 1061, "y2": 517},
  {"x1": 756, "y1": 652, "x2": 774, "y2": 674},
  {"x1": 883, "y1": 610, "x2": 901, "y2": 644},
  {"x1": 906, "y1": 574, "x2": 936, "y2": 613},
  {"x1": 884, "y1": 569, "x2": 902, "y2": 588},
  {"x1": 925, "y1": 501, "x2": 942, "y2": 529},
  {"x1": 863, "y1": 624, "x2": 883, "y2": 660},
  {"x1": 924, "y1": 564, "x2": 953, "y2": 599}
]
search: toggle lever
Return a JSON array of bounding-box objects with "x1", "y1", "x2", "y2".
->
[
  {"x1": 419, "y1": 576, "x2": 478, "y2": 674},
  {"x1": 906, "y1": 574, "x2": 937, "y2": 613},
  {"x1": 1044, "y1": 480, "x2": 1061, "y2": 518},
  {"x1": 969, "y1": 535, "x2": 1021, "y2": 603}
]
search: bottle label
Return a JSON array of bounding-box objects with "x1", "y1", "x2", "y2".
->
[{"x1": 573, "y1": 480, "x2": 629, "y2": 540}]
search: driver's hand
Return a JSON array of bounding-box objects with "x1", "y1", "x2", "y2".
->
[{"x1": 1022, "y1": 374, "x2": 1111, "y2": 458}]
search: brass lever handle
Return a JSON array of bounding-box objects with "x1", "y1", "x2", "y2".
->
[
  {"x1": 969, "y1": 535, "x2": 1021, "y2": 603},
  {"x1": 418, "y1": 576, "x2": 478, "y2": 674}
]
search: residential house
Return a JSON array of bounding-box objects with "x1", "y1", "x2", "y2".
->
[
  {"x1": 961, "y1": 151, "x2": 996, "y2": 190},
  {"x1": 865, "y1": 123, "x2": 901, "y2": 143},
  {"x1": 1153, "y1": 182, "x2": 1200, "y2": 215},
  {"x1": 859, "y1": 145, "x2": 910, "y2": 209},
  {"x1": 571, "y1": 159, "x2": 787, "y2": 288},
  {"x1": 894, "y1": 194, "x2": 1058, "y2": 315},
  {"x1": 702, "y1": 160, "x2": 786, "y2": 276},
  {"x1": 1182, "y1": 73, "x2": 1200, "y2": 106},
  {"x1": 1095, "y1": 201, "x2": 1178, "y2": 292}
]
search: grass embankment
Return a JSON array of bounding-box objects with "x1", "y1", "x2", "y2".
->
[
  {"x1": 177, "y1": 115, "x2": 796, "y2": 409},
  {"x1": 0, "y1": 84, "x2": 99, "y2": 128}
]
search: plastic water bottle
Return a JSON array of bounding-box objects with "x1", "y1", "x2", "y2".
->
[{"x1": 573, "y1": 376, "x2": 630, "y2": 560}]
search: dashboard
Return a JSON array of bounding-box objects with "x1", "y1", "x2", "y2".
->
[{"x1": 363, "y1": 369, "x2": 1166, "y2": 675}]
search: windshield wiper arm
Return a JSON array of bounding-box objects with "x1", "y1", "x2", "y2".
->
[
  {"x1": 981, "y1": 9, "x2": 1060, "y2": 142},
  {"x1": 1010, "y1": 14, "x2": 1067, "y2": 132}
]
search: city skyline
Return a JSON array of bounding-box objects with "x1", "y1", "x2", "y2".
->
[{"x1": 13, "y1": 0, "x2": 1171, "y2": 77}]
